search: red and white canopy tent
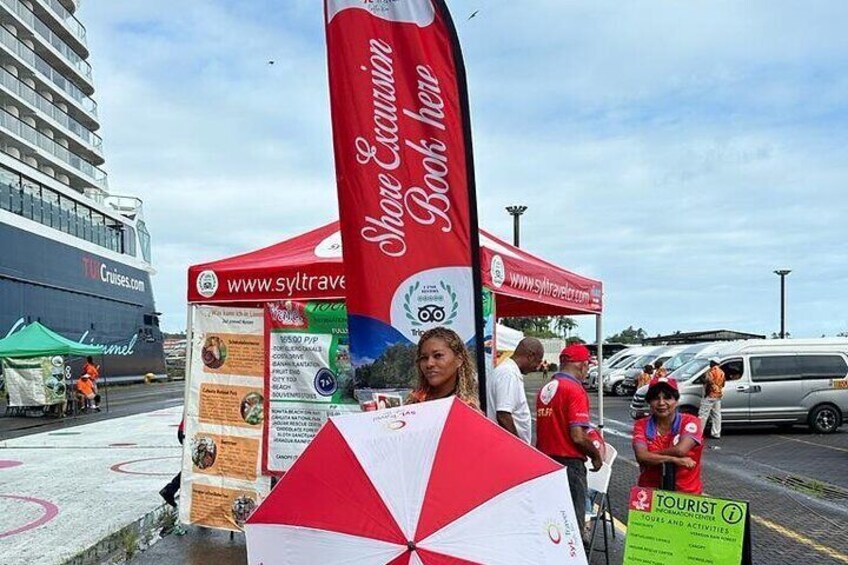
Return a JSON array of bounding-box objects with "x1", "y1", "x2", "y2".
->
[{"x1": 187, "y1": 221, "x2": 608, "y2": 421}]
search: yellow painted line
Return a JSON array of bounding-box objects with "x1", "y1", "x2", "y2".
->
[
  {"x1": 752, "y1": 515, "x2": 848, "y2": 564},
  {"x1": 776, "y1": 435, "x2": 848, "y2": 454},
  {"x1": 590, "y1": 503, "x2": 628, "y2": 535},
  {"x1": 611, "y1": 454, "x2": 848, "y2": 562}
]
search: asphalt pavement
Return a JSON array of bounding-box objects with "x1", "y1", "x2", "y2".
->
[
  {"x1": 0, "y1": 381, "x2": 186, "y2": 441},
  {"x1": 571, "y1": 381, "x2": 848, "y2": 565},
  {"x1": 5, "y1": 377, "x2": 848, "y2": 564}
]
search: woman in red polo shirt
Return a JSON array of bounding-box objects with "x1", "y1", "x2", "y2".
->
[{"x1": 632, "y1": 377, "x2": 704, "y2": 494}]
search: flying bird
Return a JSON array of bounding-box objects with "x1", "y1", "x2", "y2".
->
[
  {"x1": 268, "y1": 60, "x2": 275, "y2": 65},
  {"x1": 468, "y1": 10, "x2": 479, "y2": 20}
]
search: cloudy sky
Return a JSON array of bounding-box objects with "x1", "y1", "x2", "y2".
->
[{"x1": 80, "y1": 1, "x2": 848, "y2": 339}]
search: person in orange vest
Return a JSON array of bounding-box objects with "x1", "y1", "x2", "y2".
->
[
  {"x1": 75, "y1": 372, "x2": 99, "y2": 412},
  {"x1": 654, "y1": 359, "x2": 668, "y2": 379},
  {"x1": 82, "y1": 356, "x2": 100, "y2": 393},
  {"x1": 699, "y1": 358, "x2": 726, "y2": 439},
  {"x1": 637, "y1": 364, "x2": 655, "y2": 389}
]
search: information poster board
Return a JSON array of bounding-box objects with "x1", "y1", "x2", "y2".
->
[
  {"x1": 180, "y1": 306, "x2": 271, "y2": 531},
  {"x1": 623, "y1": 487, "x2": 750, "y2": 565},
  {"x1": 263, "y1": 301, "x2": 359, "y2": 476},
  {"x1": 481, "y1": 288, "x2": 495, "y2": 376},
  {"x1": 3, "y1": 357, "x2": 65, "y2": 406}
]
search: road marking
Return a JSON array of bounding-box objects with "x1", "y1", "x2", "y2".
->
[
  {"x1": 776, "y1": 435, "x2": 848, "y2": 454},
  {"x1": 752, "y1": 515, "x2": 848, "y2": 564},
  {"x1": 589, "y1": 503, "x2": 628, "y2": 535}
]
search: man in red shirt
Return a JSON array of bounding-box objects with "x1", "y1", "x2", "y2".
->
[
  {"x1": 536, "y1": 344, "x2": 603, "y2": 527},
  {"x1": 632, "y1": 377, "x2": 704, "y2": 494}
]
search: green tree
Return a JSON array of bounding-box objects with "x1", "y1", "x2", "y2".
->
[
  {"x1": 554, "y1": 317, "x2": 578, "y2": 338},
  {"x1": 501, "y1": 317, "x2": 557, "y2": 338},
  {"x1": 357, "y1": 343, "x2": 418, "y2": 389},
  {"x1": 606, "y1": 326, "x2": 647, "y2": 344}
]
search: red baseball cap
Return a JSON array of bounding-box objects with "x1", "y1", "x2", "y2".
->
[
  {"x1": 559, "y1": 344, "x2": 591, "y2": 363},
  {"x1": 646, "y1": 376, "x2": 679, "y2": 395}
]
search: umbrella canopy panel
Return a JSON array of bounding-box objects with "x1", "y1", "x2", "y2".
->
[
  {"x1": 0, "y1": 322, "x2": 103, "y2": 358},
  {"x1": 246, "y1": 398, "x2": 588, "y2": 564},
  {"x1": 188, "y1": 221, "x2": 602, "y2": 316}
]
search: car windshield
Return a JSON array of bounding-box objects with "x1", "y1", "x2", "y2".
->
[
  {"x1": 627, "y1": 354, "x2": 656, "y2": 369},
  {"x1": 665, "y1": 352, "x2": 695, "y2": 372},
  {"x1": 610, "y1": 354, "x2": 635, "y2": 368},
  {"x1": 669, "y1": 358, "x2": 711, "y2": 381}
]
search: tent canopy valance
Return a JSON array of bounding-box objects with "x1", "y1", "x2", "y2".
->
[
  {"x1": 0, "y1": 322, "x2": 104, "y2": 359},
  {"x1": 187, "y1": 221, "x2": 602, "y2": 317}
]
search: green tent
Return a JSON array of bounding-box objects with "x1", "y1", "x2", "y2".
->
[{"x1": 0, "y1": 322, "x2": 104, "y2": 358}]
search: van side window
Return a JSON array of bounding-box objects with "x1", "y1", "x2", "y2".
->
[
  {"x1": 723, "y1": 359, "x2": 744, "y2": 381},
  {"x1": 796, "y1": 355, "x2": 847, "y2": 379},
  {"x1": 750, "y1": 356, "x2": 798, "y2": 382}
]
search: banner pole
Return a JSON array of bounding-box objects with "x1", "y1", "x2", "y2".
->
[
  {"x1": 433, "y1": 0, "x2": 487, "y2": 410},
  {"x1": 597, "y1": 313, "x2": 604, "y2": 428}
]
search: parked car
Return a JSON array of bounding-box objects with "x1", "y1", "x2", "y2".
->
[
  {"x1": 602, "y1": 345, "x2": 664, "y2": 396},
  {"x1": 620, "y1": 343, "x2": 714, "y2": 396},
  {"x1": 585, "y1": 347, "x2": 637, "y2": 390},
  {"x1": 618, "y1": 345, "x2": 691, "y2": 396},
  {"x1": 629, "y1": 338, "x2": 848, "y2": 434}
]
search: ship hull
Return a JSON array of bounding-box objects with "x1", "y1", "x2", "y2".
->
[{"x1": 0, "y1": 221, "x2": 166, "y2": 379}]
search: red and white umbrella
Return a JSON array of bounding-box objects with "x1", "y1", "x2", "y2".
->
[{"x1": 246, "y1": 397, "x2": 587, "y2": 564}]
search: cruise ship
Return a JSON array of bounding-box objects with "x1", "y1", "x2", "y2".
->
[{"x1": 0, "y1": 0, "x2": 165, "y2": 379}]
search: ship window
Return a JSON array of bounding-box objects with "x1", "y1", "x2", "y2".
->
[
  {"x1": 0, "y1": 179, "x2": 9, "y2": 212},
  {"x1": 137, "y1": 220, "x2": 151, "y2": 263},
  {"x1": 0, "y1": 166, "x2": 18, "y2": 187},
  {"x1": 123, "y1": 225, "x2": 137, "y2": 257},
  {"x1": 91, "y1": 212, "x2": 104, "y2": 246},
  {"x1": 106, "y1": 220, "x2": 121, "y2": 253},
  {"x1": 21, "y1": 181, "x2": 38, "y2": 221},
  {"x1": 60, "y1": 195, "x2": 75, "y2": 234},
  {"x1": 77, "y1": 206, "x2": 90, "y2": 240},
  {"x1": 21, "y1": 188, "x2": 32, "y2": 220},
  {"x1": 10, "y1": 182, "x2": 22, "y2": 215},
  {"x1": 42, "y1": 189, "x2": 58, "y2": 229}
]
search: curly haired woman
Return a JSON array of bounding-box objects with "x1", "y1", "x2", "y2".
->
[{"x1": 406, "y1": 326, "x2": 479, "y2": 409}]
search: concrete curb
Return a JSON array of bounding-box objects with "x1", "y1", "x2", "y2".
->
[{"x1": 61, "y1": 503, "x2": 176, "y2": 565}]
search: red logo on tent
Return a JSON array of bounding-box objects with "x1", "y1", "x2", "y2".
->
[
  {"x1": 629, "y1": 487, "x2": 653, "y2": 512},
  {"x1": 386, "y1": 420, "x2": 406, "y2": 431},
  {"x1": 546, "y1": 523, "x2": 562, "y2": 544},
  {"x1": 267, "y1": 301, "x2": 307, "y2": 329}
]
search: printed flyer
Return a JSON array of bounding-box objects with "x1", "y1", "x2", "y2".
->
[
  {"x1": 623, "y1": 487, "x2": 750, "y2": 565},
  {"x1": 3, "y1": 357, "x2": 65, "y2": 406},
  {"x1": 180, "y1": 306, "x2": 271, "y2": 531},
  {"x1": 263, "y1": 301, "x2": 358, "y2": 475}
]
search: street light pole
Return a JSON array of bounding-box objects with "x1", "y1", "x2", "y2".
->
[
  {"x1": 774, "y1": 269, "x2": 791, "y2": 339},
  {"x1": 505, "y1": 205, "x2": 528, "y2": 247}
]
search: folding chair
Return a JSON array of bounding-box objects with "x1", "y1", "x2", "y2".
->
[{"x1": 585, "y1": 445, "x2": 618, "y2": 565}]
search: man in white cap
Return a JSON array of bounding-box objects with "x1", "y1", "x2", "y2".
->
[{"x1": 699, "y1": 358, "x2": 725, "y2": 439}]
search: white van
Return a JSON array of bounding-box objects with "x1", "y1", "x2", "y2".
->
[
  {"x1": 619, "y1": 344, "x2": 693, "y2": 396},
  {"x1": 586, "y1": 347, "x2": 637, "y2": 389},
  {"x1": 602, "y1": 345, "x2": 664, "y2": 396},
  {"x1": 629, "y1": 339, "x2": 848, "y2": 433}
]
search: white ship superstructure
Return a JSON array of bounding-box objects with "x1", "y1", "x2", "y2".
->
[{"x1": 0, "y1": 0, "x2": 165, "y2": 378}]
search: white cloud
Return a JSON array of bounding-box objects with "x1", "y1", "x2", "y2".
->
[{"x1": 80, "y1": 1, "x2": 848, "y2": 338}]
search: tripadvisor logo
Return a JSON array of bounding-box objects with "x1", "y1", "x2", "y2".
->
[{"x1": 403, "y1": 281, "x2": 459, "y2": 327}]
